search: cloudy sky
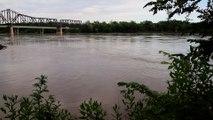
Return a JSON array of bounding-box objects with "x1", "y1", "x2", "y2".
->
[{"x1": 0, "y1": 0, "x2": 201, "y2": 23}]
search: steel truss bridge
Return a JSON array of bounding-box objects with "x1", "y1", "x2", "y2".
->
[{"x1": 0, "y1": 9, "x2": 82, "y2": 24}]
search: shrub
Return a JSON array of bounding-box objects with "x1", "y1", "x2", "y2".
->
[{"x1": 0, "y1": 75, "x2": 75, "y2": 120}]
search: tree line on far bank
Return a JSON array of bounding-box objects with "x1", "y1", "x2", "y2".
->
[
  {"x1": 79, "y1": 20, "x2": 191, "y2": 33},
  {"x1": 0, "y1": 20, "x2": 212, "y2": 34},
  {"x1": 79, "y1": 20, "x2": 212, "y2": 34}
]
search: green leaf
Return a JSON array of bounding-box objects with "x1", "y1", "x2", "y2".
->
[
  {"x1": 0, "y1": 108, "x2": 6, "y2": 114},
  {"x1": 3, "y1": 95, "x2": 7, "y2": 101}
]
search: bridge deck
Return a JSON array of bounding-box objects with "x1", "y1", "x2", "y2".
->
[{"x1": 0, "y1": 25, "x2": 69, "y2": 29}]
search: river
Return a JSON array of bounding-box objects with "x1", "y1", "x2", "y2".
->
[{"x1": 0, "y1": 34, "x2": 194, "y2": 115}]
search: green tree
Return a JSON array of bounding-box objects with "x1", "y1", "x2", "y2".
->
[
  {"x1": 140, "y1": 20, "x2": 154, "y2": 32},
  {"x1": 143, "y1": 0, "x2": 213, "y2": 119}
]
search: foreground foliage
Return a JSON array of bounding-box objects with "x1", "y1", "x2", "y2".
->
[{"x1": 0, "y1": 75, "x2": 74, "y2": 120}]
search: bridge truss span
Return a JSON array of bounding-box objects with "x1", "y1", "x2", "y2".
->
[
  {"x1": 60, "y1": 19, "x2": 82, "y2": 24},
  {"x1": 0, "y1": 9, "x2": 82, "y2": 24}
]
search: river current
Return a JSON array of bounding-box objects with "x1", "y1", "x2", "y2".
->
[{"x1": 0, "y1": 34, "x2": 195, "y2": 114}]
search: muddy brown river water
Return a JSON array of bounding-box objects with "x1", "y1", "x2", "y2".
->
[{"x1": 0, "y1": 34, "x2": 196, "y2": 115}]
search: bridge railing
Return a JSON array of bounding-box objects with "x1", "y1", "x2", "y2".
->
[{"x1": 60, "y1": 19, "x2": 82, "y2": 24}]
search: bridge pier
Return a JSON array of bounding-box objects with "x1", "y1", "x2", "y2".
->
[
  {"x1": 56, "y1": 26, "x2": 63, "y2": 35},
  {"x1": 40, "y1": 29, "x2": 44, "y2": 35},
  {"x1": 7, "y1": 25, "x2": 14, "y2": 36},
  {"x1": 14, "y1": 28, "x2": 19, "y2": 35}
]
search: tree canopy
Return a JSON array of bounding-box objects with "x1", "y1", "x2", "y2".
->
[{"x1": 144, "y1": 0, "x2": 213, "y2": 36}]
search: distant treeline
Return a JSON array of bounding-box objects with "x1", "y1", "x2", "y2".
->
[
  {"x1": 0, "y1": 20, "x2": 212, "y2": 34},
  {"x1": 80, "y1": 20, "x2": 190, "y2": 33},
  {"x1": 78, "y1": 20, "x2": 212, "y2": 34}
]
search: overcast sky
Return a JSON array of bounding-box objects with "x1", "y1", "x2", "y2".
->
[{"x1": 0, "y1": 0, "x2": 201, "y2": 23}]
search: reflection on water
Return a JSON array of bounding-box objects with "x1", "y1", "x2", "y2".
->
[{"x1": 0, "y1": 34, "x2": 194, "y2": 113}]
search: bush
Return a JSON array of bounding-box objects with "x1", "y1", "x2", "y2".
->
[
  {"x1": 0, "y1": 75, "x2": 75, "y2": 120},
  {"x1": 79, "y1": 98, "x2": 106, "y2": 120}
]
